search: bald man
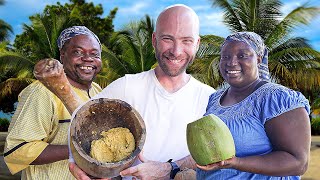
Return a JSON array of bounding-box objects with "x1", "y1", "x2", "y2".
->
[{"x1": 69, "y1": 4, "x2": 215, "y2": 179}]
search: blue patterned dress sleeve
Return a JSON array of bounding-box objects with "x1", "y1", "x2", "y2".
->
[{"x1": 259, "y1": 84, "x2": 310, "y2": 124}]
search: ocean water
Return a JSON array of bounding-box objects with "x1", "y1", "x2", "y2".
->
[
  {"x1": 0, "y1": 102, "x2": 17, "y2": 121},
  {"x1": 0, "y1": 111, "x2": 13, "y2": 121}
]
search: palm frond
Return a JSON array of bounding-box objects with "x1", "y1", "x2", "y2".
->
[
  {"x1": 0, "y1": 78, "x2": 35, "y2": 112},
  {"x1": 101, "y1": 43, "x2": 129, "y2": 76},
  {"x1": 0, "y1": 51, "x2": 35, "y2": 80},
  {"x1": 210, "y1": 0, "x2": 243, "y2": 31},
  {"x1": 265, "y1": 5, "x2": 320, "y2": 46},
  {"x1": 189, "y1": 35, "x2": 225, "y2": 88},
  {"x1": 0, "y1": 19, "x2": 14, "y2": 41}
]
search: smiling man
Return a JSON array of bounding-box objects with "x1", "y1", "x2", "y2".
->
[
  {"x1": 4, "y1": 26, "x2": 102, "y2": 180},
  {"x1": 65, "y1": 5, "x2": 215, "y2": 180}
]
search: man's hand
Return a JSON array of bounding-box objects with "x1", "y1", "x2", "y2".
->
[
  {"x1": 33, "y1": 58, "x2": 66, "y2": 89},
  {"x1": 33, "y1": 58, "x2": 81, "y2": 114},
  {"x1": 69, "y1": 162, "x2": 91, "y2": 180},
  {"x1": 120, "y1": 153, "x2": 171, "y2": 180}
]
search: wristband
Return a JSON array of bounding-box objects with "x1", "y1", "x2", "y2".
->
[{"x1": 167, "y1": 159, "x2": 180, "y2": 179}]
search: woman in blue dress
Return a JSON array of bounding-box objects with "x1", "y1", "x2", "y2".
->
[{"x1": 197, "y1": 32, "x2": 311, "y2": 179}]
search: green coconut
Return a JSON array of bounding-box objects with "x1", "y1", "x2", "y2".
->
[{"x1": 186, "y1": 114, "x2": 235, "y2": 166}]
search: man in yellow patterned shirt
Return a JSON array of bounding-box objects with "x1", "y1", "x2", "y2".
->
[{"x1": 4, "y1": 26, "x2": 102, "y2": 179}]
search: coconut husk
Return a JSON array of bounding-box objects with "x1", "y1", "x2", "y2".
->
[{"x1": 174, "y1": 168, "x2": 196, "y2": 180}]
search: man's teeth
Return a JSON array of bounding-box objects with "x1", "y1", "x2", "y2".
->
[
  {"x1": 80, "y1": 66, "x2": 93, "y2": 70},
  {"x1": 228, "y1": 70, "x2": 241, "y2": 74},
  {"x1": 169, "y1": 59, "x2": 182, "y2": 64}
]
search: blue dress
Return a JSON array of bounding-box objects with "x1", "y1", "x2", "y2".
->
[{"x1": 197, "y1": 83, "x2": 310, "y2": 180}]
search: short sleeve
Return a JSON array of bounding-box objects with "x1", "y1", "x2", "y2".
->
[
  {"x1": 4, "y1": 81, "x2": 54, "y2": 174},
  {"x1": 260, "y1": 85, "x2": 310, "y2": 124},
  {"x1": 6, "y1": 82, "x2": 55, "y2": 145}
]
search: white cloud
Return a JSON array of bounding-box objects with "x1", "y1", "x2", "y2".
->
[
  {"x1": 118, "y1": 2, "x2": 149, "y2": 15},
  {"x1": 192, "y1": 5, "x2": 211, "y2": 12},
  {"x1": 281, "y1": 1, "x2": 302, "y2": 16},
  {"x1": 198, "y1": 11, "x2": 230, "y2": 36},
  {"x1": 280, "y1": 0, "x2": 320, "y2": 16}
]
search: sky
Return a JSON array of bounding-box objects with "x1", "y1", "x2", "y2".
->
[{"x1": 0, "y1": 0, "x2": 319, "y2": 50}]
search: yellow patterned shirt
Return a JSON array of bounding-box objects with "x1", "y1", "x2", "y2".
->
[{"x1": 4, "y1": 80, "x2": 102, "y2": 180}]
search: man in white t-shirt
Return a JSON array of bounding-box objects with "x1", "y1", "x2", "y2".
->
[{"x1": 69, "y1": 4, "x2": 215, "y2": 180}]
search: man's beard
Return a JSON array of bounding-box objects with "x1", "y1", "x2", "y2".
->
[{"x1": 155, "y1": 51, "x2": 193, "y2": 77}]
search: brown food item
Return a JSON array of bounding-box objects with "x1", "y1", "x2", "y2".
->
[
  {"x1": 90, "y1": 127, "x2": 135, "y2": 163},
  {"x1": 174, "y1": 168, "x2": 196, "y2": 180},
  {"x1": 33, "y1": 58, "x2": 82, "y2": 114}
]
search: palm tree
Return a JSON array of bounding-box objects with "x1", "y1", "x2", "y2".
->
[
  {"x1": 188, "y1": 35, "x2": 225, "y2": 87},
  {"x1": 196, "y1": 0, "x2": 320, "y2": 95},
  {"x1": 0, "y1": 20, "x2": 13, "y2": 42},
  {"x1": 0, "y1": 41, "x2": 35, "y2": 112},
  {"x1": 14, "y1": 11, "x2": 74, "y2": 61},
  {"x1": 0, "y1": 12, "x2": 71, "y2": 113},
  {"x1": 0, "y1": 0, "x2": 13, "y2": 42},
  {"x1": 97, "y1": 15, "x2": 157, "y2": 87}
]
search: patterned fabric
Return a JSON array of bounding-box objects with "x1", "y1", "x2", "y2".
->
[
  {"x1": 197, "y1": 82, "x2": 310, "y2": 179},
  {"x1": 57, "y1": 26, "x2": 101, "y2": 50},
  {"x1": 222, "y1": 31, "x2": 270, "y2": 81},
  {"x1": 259, "y1": 48, "x2": 270, "y2": 81},
  {"x1": 4, "y1": 81, "x2": 101, "y2": 180}
]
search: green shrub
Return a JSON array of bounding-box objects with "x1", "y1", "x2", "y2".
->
[
  {"x1": 0, "y1": 118, "x2": 10, "y2": 132},
  {"x1": 311, "y1": 117, "x2": 320, "y2": 135}
]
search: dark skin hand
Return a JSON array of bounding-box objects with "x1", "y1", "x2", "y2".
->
[
  {"x1": 31, "y1": 145, "x2": 68, "y2": 165},
  {"x1": 33, "y1": 58, "x2": 82, "y2": 114},
  {"x1": 197, "y1": 107, "x2": 310, "y2": 176}
]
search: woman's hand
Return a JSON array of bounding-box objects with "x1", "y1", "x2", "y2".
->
[{"x1": 196, "y1": 156, "x2": 237, "y2": 171}]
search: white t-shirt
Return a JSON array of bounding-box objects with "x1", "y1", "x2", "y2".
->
[{"x1": 93, "y1": 69, "x2": 215, "y2": 162}]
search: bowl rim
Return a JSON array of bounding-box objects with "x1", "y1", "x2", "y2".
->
[{"x1": 70, "y1": 98, "x2": 146, "y2": 167}]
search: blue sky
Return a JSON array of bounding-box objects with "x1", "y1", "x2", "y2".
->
[{"x1": 0, "y1": 0, "x2": 319, "y2": 50}]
